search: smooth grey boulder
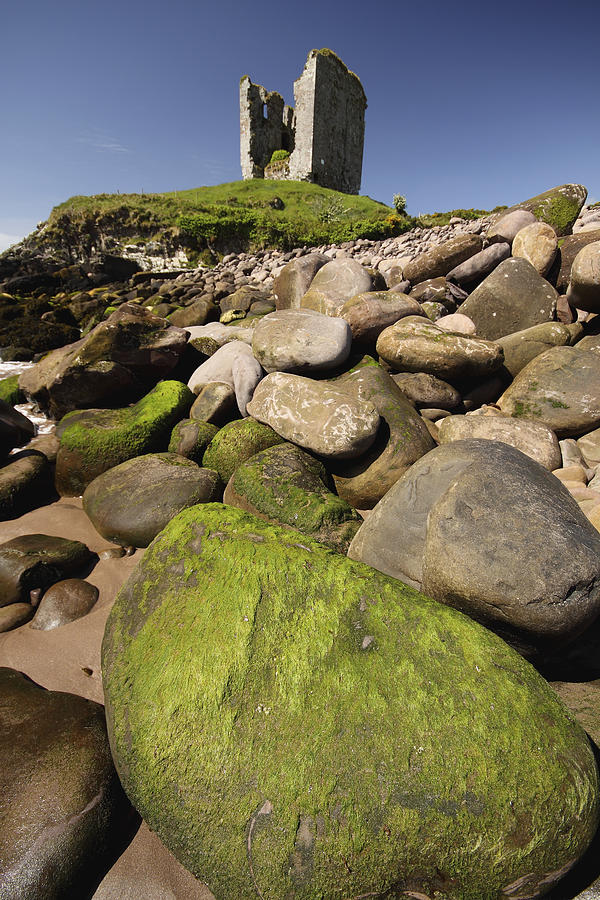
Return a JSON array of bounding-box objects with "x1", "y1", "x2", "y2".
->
[
  {"x1": 338, "y1": 291, "x2": 423, "y2": 345},
  {"x1": 83, "y1": 453, "x2": 222, "y2": 548},
  {"x1": 437, "y1": 413, "x2": 561, "y2": 469},
  {"x1": 486, "y1": 209, "x2": 537, "y2": 245},
  {"x1": 30, "y1": 578, "x2": 99, "y2": 630},
  {"x1": 0, "y1": 668, "x2": 134, "y2": 899},
  {"x1": 460, "y1": 258, "x2": 558, "y2": 340},
  {"x1": 445, "y1": 242, "x2": 510, "y2": 286},
  {"x1": 0, "y1": 534, "x2": 95, "y2": 607},
  {"x1": 272, "y1": 252, "x2": 329, "y2": 309},
  {"x1": 187, "y1": 341, "x2": 263, "y2": 416},
  {"x1": 391, "y1": 372, "x2": 461, "y2": 409},
  {"x1": 349, "y1": 440, "x2": 600, "y2": 655},
  {"x1": 223, "y1": 442, "x2": 361, "y2": 553},
  {"x1": 251, "y1": 308, "x2": 351, "y2": 374},
  {"x1": 328, "y1": 361, "x2": 435, "y2": 508},
  {"x1": 247, "y1": 372, "x2": 380, "y2": 459},
  {"x1": 403, "y1": 234, "x2": 482, "y2": 284},
  {"x1": 512, "y1": 221, "x2": 558, "y2": 276},
  {"x1": 300, "y1": 258, "x2": 373, "y2": 316},
  {"x1": 376, "y1": 316, "x2": 504, "y2": 381},
  {"x1": 498, "y1": 346, "x2": 600, "y2": 437},
  {"x1": 497, "y1": 322, "x2": 572, "y2": 377},
  {"x1": 567, "y1": 241, "x2": 600, "y2": 312}
]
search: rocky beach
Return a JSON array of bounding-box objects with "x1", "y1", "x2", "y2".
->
[{"x1": 2, "y1": 181, "x2": 600, "y2": 898}]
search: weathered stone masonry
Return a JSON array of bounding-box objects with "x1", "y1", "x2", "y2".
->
[{"x1": 240, "y1": 49, "x2": 366, "y2": 195}]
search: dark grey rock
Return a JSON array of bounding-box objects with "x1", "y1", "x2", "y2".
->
[
  {"x1": 83, "y1": 452, "x2": 222, "y2": 548},
  {"x1": 0, "y1": 533, "x2": 96, "y2": 607},
  {"x1": 460, "y1": 258, "x2": 558, "y2": 340},
  {"x1": 0, "y1": 667, "x2": 135, "y2": 899},
  {"x1": 30, "y1": 578, "x2": 99, "y2": 630}
]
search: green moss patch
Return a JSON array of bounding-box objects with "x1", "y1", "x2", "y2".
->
[
  {"x1": 103, "y1": 504, "x2": 599, "y2": 900},
  {"x1": 225, "y1": 442, "x2": 361, "y2": 552},
  {"x1": 202, "y1": 417, "x2": 284, "y2": 484},
  {"x1": 55, "y1": 380, "x2": 194, "y2": 495},
  {"x1": 0, "y1": 374, "x2": 24, "y2": 406}
]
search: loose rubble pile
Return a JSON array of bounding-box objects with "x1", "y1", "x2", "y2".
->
[{"x1": 2, "y1": 182, "x2": 600, "y2": 899}]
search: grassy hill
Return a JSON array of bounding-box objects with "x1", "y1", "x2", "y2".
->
[{"x1": 46, "y1": 180, "x2": 411, "y2": 261}]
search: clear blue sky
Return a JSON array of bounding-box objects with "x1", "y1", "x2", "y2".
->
[{"x1": 2, "y1": 0, "x2": 598, "y2": 251}]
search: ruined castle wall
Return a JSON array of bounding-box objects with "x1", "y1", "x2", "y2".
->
[
  {"x1": 312, "y1": 52, "x2": 366, "y2": 194},
  {"x1": 240, "y1": 50, "x2": 365, "y2": 193},
  {"x1": 240, "y1": 77, "x2": 293, "y2": 179},
  {"x1": 287, "y1": 54, "x2": 317, "y2": 186}
]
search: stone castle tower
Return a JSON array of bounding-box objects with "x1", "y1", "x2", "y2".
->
[{"x1": 240, "y1": 49, "x2": 366, "y2": 195}]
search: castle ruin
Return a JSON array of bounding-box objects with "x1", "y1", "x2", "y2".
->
[{"x1": 240, "y1": 49, "x2": 366, "y2": 195}]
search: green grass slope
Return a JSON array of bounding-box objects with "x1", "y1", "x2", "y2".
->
[{"x1": 45, "y1": 180, "x2": 412, "y2": 257}]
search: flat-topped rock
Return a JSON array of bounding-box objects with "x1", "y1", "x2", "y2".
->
[{"x1": 437, "y1": 413, "x2": 561, "y2": 469}]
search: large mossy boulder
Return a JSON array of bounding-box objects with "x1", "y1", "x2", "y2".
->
[
  {"x1": 103, "y1": 504, "x2": 599, "y2": 900},
  {"x1": 55, "y1": 380, "x2": 194, "y2": 496},
  {"x1": 18, "y1": 304, "x2": 188, "y2": 419},
  {"x1": 223, "y1": 442, "x2": 361, "y2": 553},
  {"x1": 488, "y1": 183, "x2": 587, "y2": 237},
  {"x1": 0, "y1": 668, "x2": 134, "y2": 899}
]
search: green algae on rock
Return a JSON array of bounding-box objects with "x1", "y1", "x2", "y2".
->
[
  {"x1": 0, "y1": 374, "x2": 24, "y2": 406},
  {"x1": 223, "y1": 441, "x2": 361, "y2": 553},
  {"x1": 55, "y1": 380, "x2": 194, "y2": 496},
  {"x1": 202, "y1": 417, "x2": 284, "y2": 484},
  {"x1": 102, "y1": 504, "x2": 599, "y2": 900}
]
